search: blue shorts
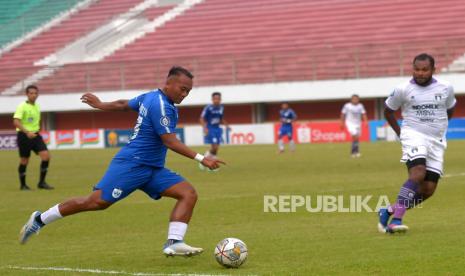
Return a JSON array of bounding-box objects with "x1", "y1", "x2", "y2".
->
[
  {"x1": 278, "y1": 125, "x2": 293, "y2": 139},
  {"x1": 204, "y1": 127, "x2": 223, "y2": 144},
  {"x1": 94, "y1": 158, "x2": 185, "y2": 203}
]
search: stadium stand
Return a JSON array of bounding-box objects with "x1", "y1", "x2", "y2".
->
[
  {"x1": 0, "y1": 0, "x2": 142, "y2": 92},
  {"x1": 2, "y1": 0, "x2": 465, "y2": 94},
  {"x1": 0, "y1": 0, "x2": 83, "y2": 48}
]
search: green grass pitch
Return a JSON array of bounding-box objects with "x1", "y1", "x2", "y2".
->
[{"x1": 1, "y1": 141, "x2": 465, "y2": 275}]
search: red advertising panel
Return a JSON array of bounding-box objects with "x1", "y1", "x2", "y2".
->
[
  {"x1": 55, "y1": 130, "x2": 75, "y2": 146},
  {"x1": 274, "y1": 121, "x2": 369, "y2": 143},
  {"x1": 80, "y1": 129, "x2": 100, "y2": 145},
  {"x1": 40, "y1": 131, "x2": 51, "y2": 145}
]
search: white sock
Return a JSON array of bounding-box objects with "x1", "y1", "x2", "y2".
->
[
  {"x1": 204, "y1": 150, "x2": 211, "y2": 157},
  {"x1": 289, "y1": 140, "x2": 295, "y2": 151},
  {"x1": 278, "y1": 140, "x2": 284, "y2": 151},
  {"x1": 167, "y1": 221, "x2": 188, "y2": 241},
  {"x1": 40, "y1": 204, "x2": 63, "y2": 225}
]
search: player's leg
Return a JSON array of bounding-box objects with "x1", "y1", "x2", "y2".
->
[
  {"x1": 161, "y1": 182, "x2": 203, "y2": 256},
  {"x1": 418, "y1": 171, "x2": 440, "y2": 201},
  {"x1": 17, "y1": 132, "x2": 32, "y2": 190},
  {"x1": 288, "y1": 130, "x2": 295, "y2": 152},
  {"x1": 418, "y1": 138, "x2": 444, "y2": 201},
  {"x1": 37, "y1": 150, "x2": 53, "y2": 189},
  {"x1": 18, "y1": 157, "x2": 30, "y2": 190},
  {"x1": 19, "y1": 159, "x2": 150, "y2": 244},
  {"x1": 208, "y1": 143, "x2": 219, "y2": 157},
  {"x1": 141, "y1": 168, "x2": 202, "y2": 256},
  {"x1": 207, "y1": 128, "x2": 222, "y2": 158},
  {"x1": 277, "y1": 127, "x2": 285, "y2": 153},
  {"x1": 19, "y1": 189, "x2": 113, "y2": 244},
  {"x1": 384, "y1": 159, "x2": 426, "y2": 233},
  {"x1": 33, "y1": 134, "x2": 53, "y2": 189},
  {"x1": 351, "y1": 135, "x2": 360, "y2": 157}
]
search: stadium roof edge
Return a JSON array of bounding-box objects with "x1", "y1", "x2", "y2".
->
[{"x1": 1, "y1": 73, "x2": 464, "y2": 114}]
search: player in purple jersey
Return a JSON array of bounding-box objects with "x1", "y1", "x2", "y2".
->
[
  {"x1": 19, "y1": 67, "x2": 224, "y2": 257},
  {"x1": 378, "y1": 54, "x2": 456, "y2": 234}
]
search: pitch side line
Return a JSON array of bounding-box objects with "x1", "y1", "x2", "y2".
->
[
  {"x1": 5, "y1": 265, "x2": 234, "y2": 276},
  {"x1": 443, "y1": 172, "x2": 465, "y2": 178}
]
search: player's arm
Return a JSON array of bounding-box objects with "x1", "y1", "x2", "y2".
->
[
  {"x1": 13, "y1": 119, "x2": 37, "y2": 138},
  {"x1": 384, "y1": 106, "x2": 401, "y2": 137},
  {"x1": 81, "y1": 93, "x2": 132, "y2": 111},
  {"x1": 447, "y1": 107, "x2": 455, "y2": 120},
  {"x1": 199, "y1": 116, "x2": 208, "y2": 135},
  {"x1": 161, "y1": 133, "x2": 224, "y2": 170},
  {"x1": 199, "y1": 108, "x2": 209, "y2": 135},
  {"x1": 291, "y1": 112, "x2": 297, "y2": 122},
  {"x1": 446, "y1": 85, "x2": 456, "y2": 120},
  {"x1": 362, "y1": 113, "x2": 368, "y2": 123},
  {"x1": 221, "y1": 118, "x2": 231, "y2": 130}
]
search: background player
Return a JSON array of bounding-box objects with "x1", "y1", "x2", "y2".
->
[
  {"x1": 199, "y1": 92, "x2": 230, "y2": 164},
  {"x1": 19, "y1": 67, "x2": 224, "y2": 257},
  {"x1": 378, "y1": 53, "x2": 456, "y2": 233},
  {"x1": 277, "y1": 102, "x2": 297, "y2": 153},
  {"x1": 13, "y1": 85, "x2": 53, "y2": 190},
  {"x1": 340, "y1": 94, "x2": 368, "y2": 157}
]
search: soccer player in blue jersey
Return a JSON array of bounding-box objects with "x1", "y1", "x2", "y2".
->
[
  {"x1": 199, "y1": 92, "x2": 230, "y2": 163},
  {"x1": 277, "y1": 102, "x2": 297, "y2": 153},
  {"x1": 19, "y1": 66, "x2": 224, "y2": 256}
]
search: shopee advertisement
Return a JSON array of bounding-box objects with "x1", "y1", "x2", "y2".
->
[{"x1": 274, "y1": 122, "x2": 369, "y2": 143}]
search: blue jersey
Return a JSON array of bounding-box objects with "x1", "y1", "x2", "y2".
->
[
  {"x1": 201, "y1": 104, "x2": 224, "y2": 129},
  {"x1": 280, "y1": 108, "x2": 297, "y2": 126},
  {"x1": 114, "y1": 89, "x2": 178, "y2": 168}
]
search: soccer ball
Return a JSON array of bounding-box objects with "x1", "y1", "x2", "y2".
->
[
  {"x1": 214, "y1": 238, "x2": 248, "y2": 268},
  {"x1": 198, "y1": 162, "x2": 220, "y2": 172}
]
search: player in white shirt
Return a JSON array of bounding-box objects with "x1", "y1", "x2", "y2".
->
[
  {"x1": 378, "y1": 53, "x2": 456, "y2": 234},
  {"x1": 340, "y1": 94, "x2": 367, "y2": 157}
]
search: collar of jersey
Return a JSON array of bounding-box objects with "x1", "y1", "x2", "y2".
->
[{"x1": 158, "y1": 89, "x2": 174, "y2": 105}]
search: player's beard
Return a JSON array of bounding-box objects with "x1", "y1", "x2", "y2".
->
[{"x1": 414, "y1": 76, "x2": 432, "y2": 86}]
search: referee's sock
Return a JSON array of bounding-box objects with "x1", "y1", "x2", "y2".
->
[
  {"x1": 18, "y1": 164, "x2": 27, "y2": 187},
  {"x1": 39, "y1": 161, "x2": 49, "y2": 184}
]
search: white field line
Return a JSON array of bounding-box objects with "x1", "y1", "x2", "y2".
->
[
  {"x1": 443, "y1": 172, "x2": 465, "y2": 178},
  {"x1": 5, "y1": 265, "x2": 237, "y2": 276}
]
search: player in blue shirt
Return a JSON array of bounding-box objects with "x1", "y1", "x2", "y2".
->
[
  {"x1": 199, "y1": 92, "x2": 230, "y2": 167},
  {"x1": 19, "y1": 67, "x2": 224, "y2": 257},
  {"x1": 278, "y1": 102, "x2": 297, "y2": 153}
]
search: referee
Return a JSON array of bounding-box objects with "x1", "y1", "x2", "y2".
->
[{"x1": 13, "y1": 85, "x2": 53, "y2": 190}]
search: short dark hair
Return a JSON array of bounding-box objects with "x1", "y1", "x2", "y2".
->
[
  {"x1": 413, "y1": 53, "x2": 435, "y2": 68},
  {"x1": 351, "y1": 94, "x2": 359, "y2": 98},
  {"x1": 25, "y1": 85, "x2": 38, "y2": 93},
  {"x1": 212, "y1": 92, "x2": 221, "y2": 97},
  {"x1": 167, "y1": 66, "x2": 194, "y2": 79}
]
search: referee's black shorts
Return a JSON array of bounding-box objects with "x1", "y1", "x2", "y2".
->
[{"x1": 17, "y1": 131, "x2": 48, "y2": 158}]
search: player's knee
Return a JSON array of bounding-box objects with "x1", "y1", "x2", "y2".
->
[
  {"x1": 85, "y1": 196, "x2": 111, "y2": 211},
  {"x1": 408, "y1": 166, "x2": 426, "y2": 183},
  {"x1": 182, "y1": 186, "x2": 198, "y2": 204},
  {"x1": 20, "y1": 158, "x2": 29, "y2": 165},
  {"x1": 422, "y1": 188, "x2": 435, "y2": 199},
  {"x1": 40, "y1": 151, "x2": 50, "y2": 161}
]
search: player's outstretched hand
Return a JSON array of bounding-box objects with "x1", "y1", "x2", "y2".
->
[
  {"x1": 201, "y1": 157, "x2": 226, "y2": 171},
  {"x1": 81, "y1": 93, "x2": 102, "y2": 109}
]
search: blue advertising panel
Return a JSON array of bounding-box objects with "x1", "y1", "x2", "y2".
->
[
  {"x1": 446, "y1": 118, "x2": 465, "y2": 140},
  {"x1": 105, "y1": 128, "x2": 185, "y2": 148}
]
